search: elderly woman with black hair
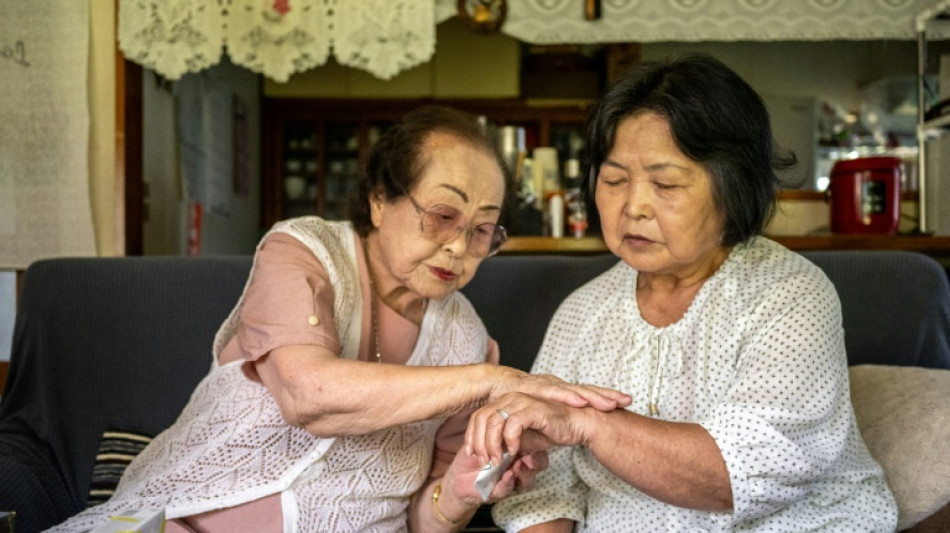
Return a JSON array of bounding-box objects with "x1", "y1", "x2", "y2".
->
[
  {"x1": 466, "y1": 54, "x2": 898, "y2": 532},
  {"x1": 46, "y1": 105, "x2": 630, "y2": 533}
]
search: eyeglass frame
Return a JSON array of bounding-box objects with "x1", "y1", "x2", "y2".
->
[{"x1": 399, "y1": 188, "x2": 508, "y2": 257}]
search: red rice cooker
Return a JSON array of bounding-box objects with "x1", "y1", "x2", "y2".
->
[{"x1": 829, "y1": 156, "x2": 901, "y2": 235}]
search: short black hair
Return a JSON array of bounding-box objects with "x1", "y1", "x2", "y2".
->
[
  {"x1": 347, "y1": 105, "x2": 509, "y2": 236},
  {"x1": 583, "y1": 53, "x2": 796, "y2": 246}
]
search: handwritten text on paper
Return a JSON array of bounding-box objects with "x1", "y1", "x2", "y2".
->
[{"x1": 1, "y1": 40, "x2": 30, "y2": 68}]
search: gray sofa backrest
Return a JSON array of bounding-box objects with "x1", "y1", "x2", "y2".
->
[
  {"x1": 0, "y1": 249, "x2": 947, "y2": 532},
  {"x1": 800, "y1": 250, "x2": 950, "y2": 369},
  {"x1": 0, "y1": 256, "x2": 252, "y2": 532},
  {"x1": 461, "y1": 250, "x2": 950, "y2": 372}
]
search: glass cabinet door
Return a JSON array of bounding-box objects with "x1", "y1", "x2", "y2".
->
[
  {"x1": 323, "y1": 122, "x2": 360, "y2": 220},
  {"x1": 263, "y1": 99, "x2": 591, "y2": 232},
  {"x1": 280, "y1": 122, "x2": 319, "y2": 220}
]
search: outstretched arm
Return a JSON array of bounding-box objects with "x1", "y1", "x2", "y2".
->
[
  {"x1": 239, "y1": 233, "x2": 630, "y2": 439},
  {"x1": 466, "y1": 393, "x2": 732, "y2": 512},
  {"x1": 253, "y1": 347, "x2": 629, "y2": 438}
]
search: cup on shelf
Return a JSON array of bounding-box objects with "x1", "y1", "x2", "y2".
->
[{"x1": 284, "y1": 175, "x2": 306, "y2": 200}]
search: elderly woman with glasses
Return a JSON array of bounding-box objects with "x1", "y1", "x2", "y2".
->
[{"x1": 48, "y1": 105, "x2": 630, "y2": 533}]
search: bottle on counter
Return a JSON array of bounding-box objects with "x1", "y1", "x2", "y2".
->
[
  {"x1": 567, "y1": 201, "x2": 588, "y2": 238},
  {"x1": 563, "y1": 156, "x2": 587, "y2": 238},
  {"x1": 533, "y1": 147, "x2": 561, "y2": 201},
  {"x1": 548, "y1": 192, "x2": 565, "y2": 238},
  {"x1": 534, "y1": 146, "x2": 564, "y2": 237},
  {"x1": 505, "y1": 157, "x2": 544, "y2": 236}
]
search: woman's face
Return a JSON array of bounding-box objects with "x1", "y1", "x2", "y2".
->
[
  {"x1": 595, "y1": 112, "x2": 727, "y2": 279},
  {"x1": 371, "y1": 132, "x2": 506, "y2": 300}
]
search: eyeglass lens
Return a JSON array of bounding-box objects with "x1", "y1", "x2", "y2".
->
[{"x1": 420, "y1": 204, "x2": 507, "y2": 256}]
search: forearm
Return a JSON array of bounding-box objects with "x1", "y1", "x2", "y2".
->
[
  {"x1": 257, "y1": 346, "x2": 506, "y2": 437},
  {"x1": 586, "y1": 408, "x2": 733, "y2": 511},
  {"x1": 408, "y1": 476, "x2": 479, "y2": 533}
]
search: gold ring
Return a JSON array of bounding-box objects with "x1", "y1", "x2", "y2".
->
[{"x1": 496, "y1": 409, "x2": 509, "y2": 420}]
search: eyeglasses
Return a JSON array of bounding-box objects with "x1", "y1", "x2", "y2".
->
[{"x1": 402, "y1": 191, "x2": 508, "y2": 257}]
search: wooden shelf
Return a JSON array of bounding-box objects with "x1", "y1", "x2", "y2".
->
[
  {"x1": 771, "y1": 234, "x2": 950, "y2": 256},
  {"x1": 500, "y1": 234, "x2": 950, "y2": 258},
  {"x1": 262, "y1": 98, "x2": 590, "y2": 230},
  {"x1": 500, "y1": 236, "x2": 608, "y2": 254}
]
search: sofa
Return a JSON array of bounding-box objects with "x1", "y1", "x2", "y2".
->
[{"x1": 1, "y1": 249, "x2": 949, "y2": 533}]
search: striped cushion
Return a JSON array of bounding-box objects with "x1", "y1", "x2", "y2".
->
[{"x1": 87, "y1": 430, "x2": 153, "y2": 507}]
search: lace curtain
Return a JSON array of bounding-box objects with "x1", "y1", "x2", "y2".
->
[
  {"x1": 502, "y1": 0, "x2": 950, "y2": 44},
  {"x1": 120, "y1": 0, "x2": 950, "y2": 83},
  {"x1": 118, "y1": 0, "x2": 455, "y2": 82}
]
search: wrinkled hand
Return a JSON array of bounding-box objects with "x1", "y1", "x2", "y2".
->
[
  {"x1": 491, "y1": 369, "x2": 630, "y2": 413},
  {"x1": 444, "y1": 446, "x2": 549, "y2": 508},
  {"x1": 466, "y1": 392, "x2": 603, "y2": 466}
]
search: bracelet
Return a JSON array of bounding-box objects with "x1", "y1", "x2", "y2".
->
[{"x1": 431, "y1": 481, "x2": 461, "y2": 526}]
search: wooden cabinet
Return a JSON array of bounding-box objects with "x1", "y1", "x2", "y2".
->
[
  {"x1": 261, "y1": 98, "x2": 591, "y2": 230},
  {"x1": 262, "y1": 100, "x2": 394, "y2": 228}
]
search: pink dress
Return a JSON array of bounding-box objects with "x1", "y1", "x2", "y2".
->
[{"x1": 166, "y1": 232, "x2": 498, "y2": 532}]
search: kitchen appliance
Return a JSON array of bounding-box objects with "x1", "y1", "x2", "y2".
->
[
  {"x1": 762, "y1": 95, "x2": 820, "y2": 190},
  {"x1": 829, "y1": 156, "x2": 901, "y2": 235}
]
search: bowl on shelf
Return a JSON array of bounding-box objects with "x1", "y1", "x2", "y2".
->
[{"x1": 284, "y1": 175, "x2": 307, "y2": 200}]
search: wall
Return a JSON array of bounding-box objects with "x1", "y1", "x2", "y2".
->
[
  {"x1": 142, "y1": 59, "x2": 263, "y2": 255},
  {"x1": 196, "y1": 60, "x2": 263, "y2": 255},
  {"x1": 641, "y1": 40, "x2": 917, "y2": 112},
  {"x1": 263, "y1": 17, "x2": 521, "y2": 99},
  {"x1": 141, "y1": 74, "x2": 178, "y2": 255}
]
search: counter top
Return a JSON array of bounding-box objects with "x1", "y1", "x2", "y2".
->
[{"x1": 500, "y1": 234, "x2": 950, "y2": 258}]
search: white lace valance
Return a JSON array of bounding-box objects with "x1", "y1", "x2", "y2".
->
[
  {"x1": 118, "y1": 0, "x2": 454, "y2": 82},
  {"x1": 119, "y1": 0, "x2": 950, "y2": 83},
  {"x1": 501, "y1": 0, "x2": 950, "y2": 44}
]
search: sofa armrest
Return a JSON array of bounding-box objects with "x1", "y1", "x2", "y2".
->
[
  {"x1": 0, "y1": 433, "x2": 80, "y2": 532},
  {"x1": 905, "y1": 502, "x2": 950, "y2": 532}
]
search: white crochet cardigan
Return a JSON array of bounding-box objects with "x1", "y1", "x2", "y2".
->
[{"x1": 49, "y1": 218, "x2": 491, "y2": 533}]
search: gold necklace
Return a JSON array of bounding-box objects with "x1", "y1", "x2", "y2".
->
[
  {"x1": 367, "y1": 274, "x2": 382, "y2": 363},
  {"x1": 362, "y1": 237, "x2": 428, "y2": 364}
]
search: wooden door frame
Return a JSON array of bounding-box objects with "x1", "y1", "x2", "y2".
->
[{"x1": 117, "y1": 47, "x2": 144, "y2": 255}]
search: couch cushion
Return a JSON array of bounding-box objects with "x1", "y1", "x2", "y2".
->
[
  {"x1": 461, "y1": 254, "x2": 619, "y2": 372},
  {"x1": 849, "y1": 364, "x2": 950, "y2": 530},
  {"x1": 86, "y1": 430, "x2": 153, "y2": 507},
  {"x1": 802, "y1": 251, "x2": 950, "y2": 369}
]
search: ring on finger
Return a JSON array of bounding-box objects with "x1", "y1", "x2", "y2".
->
[{"x1": 496, "y1": 409, "x2": 509, "y2": 421}]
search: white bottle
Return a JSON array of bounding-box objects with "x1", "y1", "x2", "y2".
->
[{"x1": 548, "y1": 192, "x2": 564, "y2": 238}]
